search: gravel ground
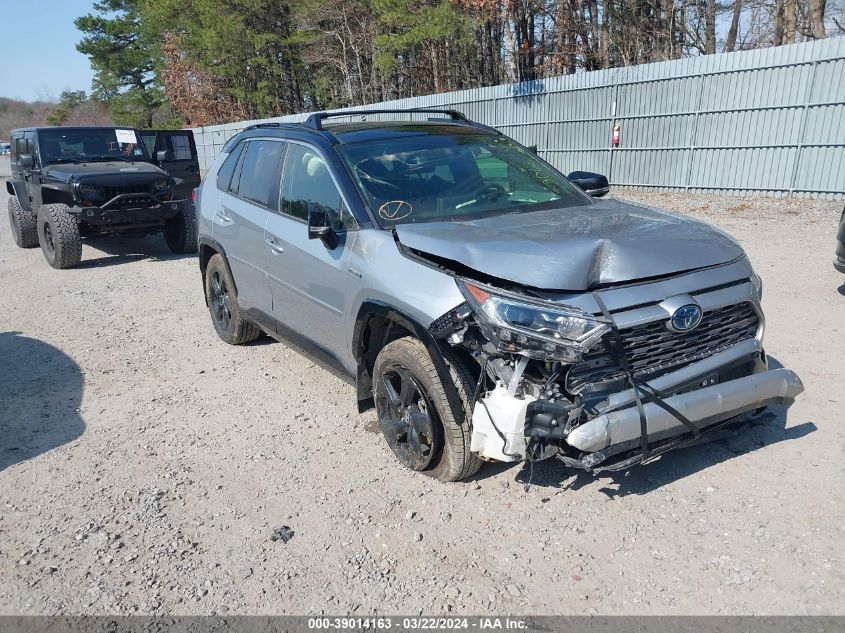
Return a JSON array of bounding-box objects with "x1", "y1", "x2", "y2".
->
[{"x1": 1, "y1": 162, "x2": 844, "y2": 615}]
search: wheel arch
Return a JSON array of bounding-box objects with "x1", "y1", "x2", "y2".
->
[
  {"x1": 198, "y1": 237, "x2": 238, "y2": 305},
  {"x1": 40, "y1": 185, "x2": 74, "y2": 207},
  {"x1": 352, "y1": 301, "x2": 469, "y2": 414},
  {"x1": 7, "y1": 182, "x2": 31, "y2": 211}
]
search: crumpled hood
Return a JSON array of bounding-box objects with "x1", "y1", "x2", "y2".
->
[{"x1": 395, "y1": 198, "x2": 745, "y2": 291}]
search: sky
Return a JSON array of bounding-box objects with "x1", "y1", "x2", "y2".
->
[{"x1": 0, "y1": 0, "x2": 98, "y2": 102}]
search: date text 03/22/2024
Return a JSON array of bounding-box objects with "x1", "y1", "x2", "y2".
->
[{"x1": 307, "y1": 617, "x2": 529, "y2": 630}]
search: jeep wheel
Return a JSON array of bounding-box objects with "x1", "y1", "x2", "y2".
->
[
  {"x1": 205, "y1": 253, "x2": 260, "y2": 345},
  {"x1": 164, "y1": 208, "x2": 198, "y2": 254},
  {"x1": 8, "y1": 197, "x2": 39, "y2": 248},
  {"x1": 373, "y1": 337, "x2": 482, "y2": 482},
  {"x1": 37, "y1": 204, "x2": 82, "y2": 269}
]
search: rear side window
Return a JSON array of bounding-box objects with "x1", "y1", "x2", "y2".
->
[
  {"x1": 236, "y1": 140, "x2": 285, "y2": 208},
  {"x1": 217, "y1": 141, "x2": 245, "y2": 192}
]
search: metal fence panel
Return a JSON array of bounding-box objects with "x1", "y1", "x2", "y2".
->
[{"x1": 192, "y1": 38, "x2": 845, "y2": 198}]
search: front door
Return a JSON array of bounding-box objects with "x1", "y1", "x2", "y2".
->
[
  {"x1": 264, "y1": 142, "x2": 358, "y2": 361},
  {"x1": 146, "y1": 130, "x2": 201, "y2": 199}
]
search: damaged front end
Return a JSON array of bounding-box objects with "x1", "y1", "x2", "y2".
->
[{"x1": 430, "y1": 276, "x2": 804, "y2": 472}]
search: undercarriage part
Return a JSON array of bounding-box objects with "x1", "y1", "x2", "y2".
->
[{"x1": 566, "y1": 368, "x2": 804, "y2": 453}]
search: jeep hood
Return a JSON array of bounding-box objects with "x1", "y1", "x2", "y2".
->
[
  {"x1": 44, "y1": 161, "x2": 165, "y2": 184},
  {"x1": 394, "y1": 198, "x2": 745, "y2": 291}
]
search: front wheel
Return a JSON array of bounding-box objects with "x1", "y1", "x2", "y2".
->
[
  {"x1": 373, "y1": 337, "x2": 482, "y2": 482},
  {"x1": 163, "y1": 208, "x2": 198, "y2": 254},
  {"x1": 37, "y1": 204, "x2": 82, "y2": 269},
  {"x1": 8, "y1": 196, "x2": 39, "y2": 248},
  {"x1": 204, "y1": 253, "x2": 261, "y2": 345}
]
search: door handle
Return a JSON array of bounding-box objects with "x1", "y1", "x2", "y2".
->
[
  {"x1": 214, "y1": 207, "x2": 233, "y2": 225},
  {"x1": 265, "y1": 238, "x2": 284, "y2": 254}
]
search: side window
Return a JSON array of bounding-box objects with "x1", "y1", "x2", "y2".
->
[
  {"x1": 170, "y1": 135, "x2": 193, "y2": 160},
  {"x1": 217, "y1": 141, "x2": 245, "y2": 192},
  {"x1": 14, "y1": 138, "x2": 26, "y2": 162},
  {"x1": 156, "y1": 133, "x2": 194, "y2": 160},
  {"x1": 237, "y1": 140, "x2": 285, "y2": 207},
  {"x1": 280, "y1": 144, "x2": 355, "y2": 231}
]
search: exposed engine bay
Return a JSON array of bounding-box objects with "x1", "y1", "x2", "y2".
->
[{"x1": 428, "y1": 276, "x2": 805, "y2": 472}]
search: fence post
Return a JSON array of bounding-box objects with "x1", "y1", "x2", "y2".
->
[
  {"x1": 683, "y1": 73, "x2": 707, "y2": 192},
  {"x1": 608, "y1": 80, "x2": 619, "y2": 184},
  {"x1": 788, "y1": 59, "x2": 820, "y2": 198}
]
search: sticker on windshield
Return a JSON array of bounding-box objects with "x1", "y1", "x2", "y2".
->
[
  {"x1": 378, "y1": 200, "x2": 413, "y2": 221},
  {"x1": 115, "y1": 129, "x2": 137, "y2": 144}
]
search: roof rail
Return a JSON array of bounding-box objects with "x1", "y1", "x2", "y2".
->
[
  {"x1": 304, "y1": 109, "x2": 469, "y2": 131},
  {"x1": 244, "y1": 122, "x2": 282, "y2": 131}
]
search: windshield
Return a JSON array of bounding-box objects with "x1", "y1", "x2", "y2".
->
[
  {"x1": 38, "y1": 128, "x2": 149, "y2": 164},
  {"x1": 339, "y1": 132, "x2": 589, "y2": 226}
]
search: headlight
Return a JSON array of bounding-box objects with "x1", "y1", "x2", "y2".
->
[
  {"x1": 458, "y1": 280, "x2": 610, "y2": 362},
  {"x1": 78, "y1": 183, "x2": 96, "y2": 196},
  {"x1": 750, "y1": 270, "x2": 763, "y2": 300},
  {"x1": 153, "y1": 179, "x2": 169, "y2": 191}
]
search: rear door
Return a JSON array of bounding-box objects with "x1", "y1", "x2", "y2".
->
[
  {"x1": 146, "y1": 130, "x2": 201, "y2": 199},
  {"x1": 212, "y1": 138, "x2": 286, "y2": 314},
  {"x1": 264, "y1": 141, "x2": 357, "y2": 360}
]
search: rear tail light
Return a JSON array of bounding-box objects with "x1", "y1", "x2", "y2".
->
[{"x1": 191, "y1": 188, "x2": 198, "y2": 203}]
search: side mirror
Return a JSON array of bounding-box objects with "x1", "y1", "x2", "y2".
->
[
  {"x1": 19, "y1": 154, "x2": 34, "y2": 169},
  {"x1": 308, "y1": 202, "x2": 338, "y2": 249},
  {"x1": 526, "y1": 145, "x2": 538, "y2": 155},
  {"x1": 156, "y1": 150, "x2": 174, "y2": 162},
  {"x1": 567, "y1": 171, "x2": 609, "y2": 197}
]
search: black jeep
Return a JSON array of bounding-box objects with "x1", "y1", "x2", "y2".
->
[{"x1": 6, "y1": 126, "x2": 198, "y2": 269}]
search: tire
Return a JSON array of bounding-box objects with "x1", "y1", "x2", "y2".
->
[
  {"x1": 204, "y1": 253, "x2": 261, "y2": 345},
  {"x1": 373, "y1": 337, "x2": 482, "y2": 482},
  {"x1": 163, "y1": 208, "x2": 198, "y2": 254},
  {"x1": 8, "y1": 196, "x2": 39, "y2": 248},
  {"x1": 37, "y1": 204, "x2": 82, "y2": 269}
]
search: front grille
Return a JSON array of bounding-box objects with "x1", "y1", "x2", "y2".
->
[
  {"x1": 102, "y1": 183, "x2": 153, "y2": 200},
  {"x1": 566, "y1": 303, "x2": 760, "y2": 393}
]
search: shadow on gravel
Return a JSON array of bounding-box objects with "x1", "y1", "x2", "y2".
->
[
  {"x1": 489, "y1": 356, "x2": 816, "y2": 496},
  {"x1": 76, "y1": 235, "x2": 195, "y2": 269},
  {"x1": 0, "y1": 332, "x2": 85, "y2": 472}
]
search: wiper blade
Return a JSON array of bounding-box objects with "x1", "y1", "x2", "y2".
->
[
  {"x1": 48, "y1": 157, "x2": 83, "y2": 164},
  {"x1": 87, "y1": 155, "x2": 134, "y2": 162}
]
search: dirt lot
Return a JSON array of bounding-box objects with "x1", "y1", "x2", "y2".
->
[{"x1": 1, "y1": 164, "x2": 843, "y2": 615}]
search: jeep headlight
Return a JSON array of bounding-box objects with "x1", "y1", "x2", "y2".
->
[
  {"x1": 153, "y1": 179, "x2": 169, "y2": 191},
  {"x1": 458, "y1": 280, "x2": 610, "y2": 362},
  {"x1": 78, "y1": 183, "x2": 96, "y2": 196}
]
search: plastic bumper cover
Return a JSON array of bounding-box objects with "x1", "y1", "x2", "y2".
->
[{"x1": 566, "y1": 368, "x2": 805, "y2": 453}]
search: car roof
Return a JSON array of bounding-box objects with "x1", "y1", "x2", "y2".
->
[
  {"x1": 325, "y1": 121, "x2": 496, "y2": 144},
  {"x1": 10, "y1": 126, "x2": 138, "y2": 134},
  {"x1": 238, "y1": 117, "x2": 498, "y2": 147}
]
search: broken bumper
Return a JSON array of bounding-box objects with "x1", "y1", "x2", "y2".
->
[{"x1": 566, "y1": 367, "x2": 804, "y2": 454}]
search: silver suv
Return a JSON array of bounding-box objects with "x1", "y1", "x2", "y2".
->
[{"x1": 195, "y1": 110, "x2": 803, "y2": 482}]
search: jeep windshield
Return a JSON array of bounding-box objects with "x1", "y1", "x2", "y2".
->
[
  {"x1": 339, "y1": 133, "x2": 589, "y2": 226},
  {"x1": 38, "y1": 128, "x2": 149, "y2": 165}
]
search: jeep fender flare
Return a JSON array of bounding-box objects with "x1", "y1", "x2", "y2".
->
[
  {"x1": 40, "y1": 184, "x2": 75, "y2": 207},
  {"x1": 352, "y1": 301, "x2": 463, "y2": 414},
  {"x1": 197, "y1": 236, "x2": 238, "y2": 304},
  {"x1": 7, "y1": 181, "x2": 31, "y2": 211}
]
